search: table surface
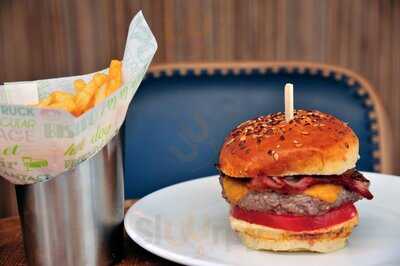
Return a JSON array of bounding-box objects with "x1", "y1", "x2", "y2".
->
[{"x1": 0, "y1": 200, "x2": 179, "y2": 266}]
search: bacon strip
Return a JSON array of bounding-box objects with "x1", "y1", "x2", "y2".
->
[{"x1": 247, "y1": 169, "x2": 373, "y2": 199}]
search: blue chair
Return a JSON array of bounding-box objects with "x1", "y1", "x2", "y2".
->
[{"x1": 123, "y1": 62, "x2": 393, "y2": 198}]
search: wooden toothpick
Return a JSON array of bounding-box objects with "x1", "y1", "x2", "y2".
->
[{"x1": 285, "y1": 83, "x2": 294, "y2": 122}]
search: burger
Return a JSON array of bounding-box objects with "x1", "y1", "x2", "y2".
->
[{"x1": 217, "y1": 110, "x2": 373, "y2": 253}]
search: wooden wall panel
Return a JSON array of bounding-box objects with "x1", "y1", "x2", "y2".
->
[{"x1": 0, "y1": 0, "x2": 399, "y2": 217}]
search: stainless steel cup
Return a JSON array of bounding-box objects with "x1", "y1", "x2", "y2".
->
[{"x1": 15, "y1": 134, "x2": 124, "y2": 266}]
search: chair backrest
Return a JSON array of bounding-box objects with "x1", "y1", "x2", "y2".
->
[{"x1": 123, "y1": 61, "x2": 393, "y2": 198}]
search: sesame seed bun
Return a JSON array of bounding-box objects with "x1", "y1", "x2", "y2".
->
[
  {"x1": 219, "y1": 110, "x2": 359, "y2": 178},
  {"x1": 230, "y1": 214, "x2": 359, "y2": 253}
]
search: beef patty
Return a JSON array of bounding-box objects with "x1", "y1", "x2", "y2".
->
[
  {"x1": 220, "y1": 176, "x2": 361, "y2": 216},
  {"x1": 237, "y1": 189, "x2": 361, "y2": 216}
]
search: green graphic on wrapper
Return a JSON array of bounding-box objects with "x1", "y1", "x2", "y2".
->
[
  {"x1": 2, "y1": 144, "x2": 19, "y2": 156},
  {"x1": 22, "y1": 157, "x2": 48, "y2": 171},
  {"x1": 64, "y1": 140, "x2": 85, "y2": 156},
  {"x1": 91, "y1": 124, "x2": 112, "y2": 144}
]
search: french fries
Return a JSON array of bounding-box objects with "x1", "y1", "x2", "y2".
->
[
  {"x1": 73, "y1": 79, "x2": 86, "y2": 93},
  {"x1": 36, "y1": 60, "x2": 122, "y2": 117}
]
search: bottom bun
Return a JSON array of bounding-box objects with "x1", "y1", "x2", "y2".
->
[{"x1": 230, "y1": 214, "x2": 359, "y2": 253}]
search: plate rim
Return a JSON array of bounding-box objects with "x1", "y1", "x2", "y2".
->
[{"x1": 124, "y1": 175, "x2": 225, "y2": 266}]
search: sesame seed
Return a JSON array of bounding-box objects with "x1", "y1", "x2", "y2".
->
[
  {"x1": 276, "y1": 144, "x2": 281, "y2": 148},
  {"x1": 293, "y1": 140, "x2": 299, "y2": 144},
  {"x1": 301, "y1": 131, "x2": 309, "y2": 135},
  {"x1": 237, "y1": 120, "x2": 250, "y2": 128},
  {"x1": 273, "y1": 153, "x2": 279, "y2": 160},
  {"x1": 295, "y1": 143, "x2": 303, "y2": 148},
  {"x1": 226, "y1": 138, "x2": 234, "y2": 145}
]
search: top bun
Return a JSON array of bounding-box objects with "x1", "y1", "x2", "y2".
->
[{"x1": 219, "y1": 110, "x2": 359, "y2": 178}]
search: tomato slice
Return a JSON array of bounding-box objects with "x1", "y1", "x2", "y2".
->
[{"x1": 231, "y1": 203, "x2": 358, "y2": 232}]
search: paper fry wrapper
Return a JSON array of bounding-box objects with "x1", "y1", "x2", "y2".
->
[{"x1": 0, "y1": 11, "x2": 157, "y2": 184}]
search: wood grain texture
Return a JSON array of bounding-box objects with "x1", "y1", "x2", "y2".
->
[{"x1": 0, "y1": 0, "x2": 399, "y2": 217}]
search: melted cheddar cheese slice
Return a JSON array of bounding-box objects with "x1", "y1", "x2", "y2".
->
[
  {"x1": 221, "y1": 176, "x2": 343, "y2": 204},
  {"x1": 303, "y1": 184, "x2": 342, "y2": 203},
  {"x1": 222, "y1": 177, "x2": 249, "y2": 205}
]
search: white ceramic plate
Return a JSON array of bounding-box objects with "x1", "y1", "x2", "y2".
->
[{"x1": 125, "y1": 172, "x2": 400, "y2": 266}]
